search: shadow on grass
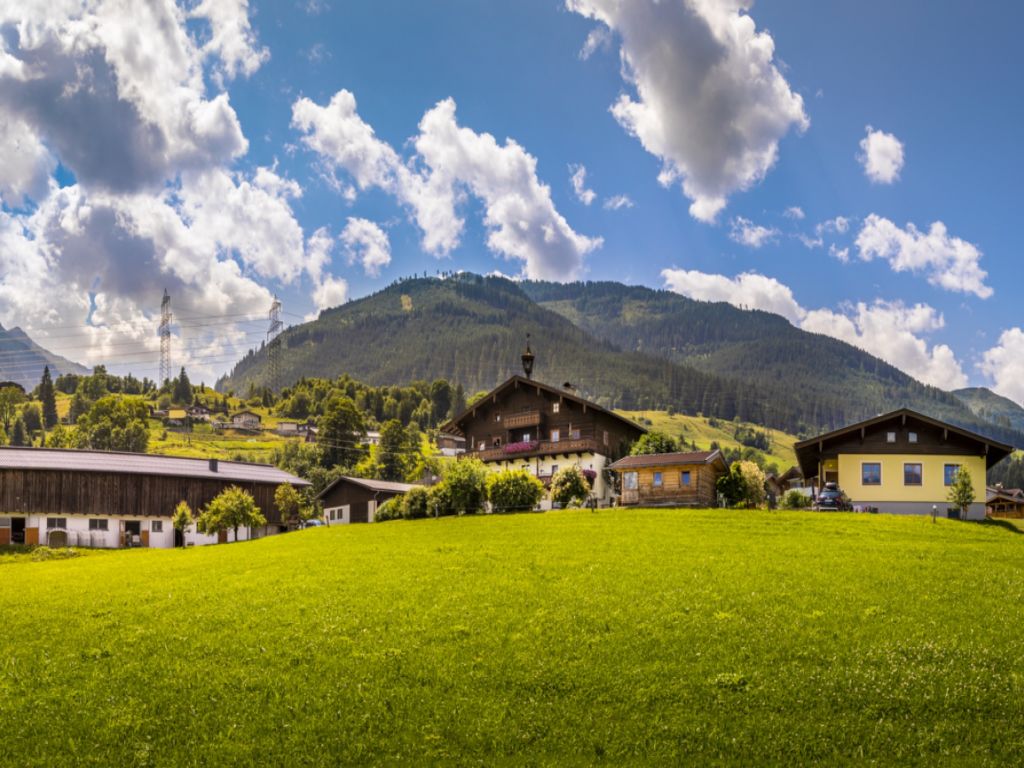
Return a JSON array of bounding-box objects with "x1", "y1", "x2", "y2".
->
[{"x1": 978, "y1": 518, "x2": 1024, "y2": 535}]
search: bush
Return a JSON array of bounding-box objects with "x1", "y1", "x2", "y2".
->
[
  {"x1": 375, "y1": 497, "x2": 402, "y2": 522},
  {"x1": 551, "y1": 465, "x2": 590, "y2": 507},
  {"x1": 402, "y1": 485, "x2": 430, "y2": 520},
  {"x1": 782, "y1": 490, "x2": 810, "y2": 509},
  {"x1": 486, "y1": 470, "x2": 544, "y2": 513},
  {"x1": 443, "y1": 458, "x2": 488, "y2": 515},
  {"x1": 427, "y1": 482, "x2": 455, "y2": 518}
]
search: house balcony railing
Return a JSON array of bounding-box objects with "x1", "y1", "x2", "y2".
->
[
  {"x1": 470, "y1": 437, "x2": 600, "y2": 462},
  {"x1": 502, "y1": 410, "x2": 544, "y2": 430}
]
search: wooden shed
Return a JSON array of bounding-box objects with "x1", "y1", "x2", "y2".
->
[
  {"x1": 316, "y1": 476, "x2": 417, "y2": 524},
  {"x1": 607, "y1": 450, "x2": 729, "y2": 508}
]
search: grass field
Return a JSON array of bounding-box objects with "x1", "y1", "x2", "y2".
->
[{"x1": 3, "y1": 510, "x2": 1024, "y2": 765}]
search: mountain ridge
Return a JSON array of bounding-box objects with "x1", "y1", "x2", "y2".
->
[{"x1": 0, "y1": 324, "x2": 89, "y2": 390}]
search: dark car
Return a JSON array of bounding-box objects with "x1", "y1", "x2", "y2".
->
[{"x1": 813, "y1": 482, "x2": 851, "y2": 512}]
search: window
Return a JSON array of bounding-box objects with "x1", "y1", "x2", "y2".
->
[
  {"x1": 0, "y1": 517, "x2": 10, "y2": 528},
  {"x1": 47, "y1": 518, "x2": 67, "y2": 530},
  {"x1": 492, "y1": 437, "x2": 502, "y2": 447},
  {"x1": 603, "y1": 430, "x2": 609, "y2": 446},
  {"x1": 552, "y1": 403, "x2": 560, "y2": 414},
  {"x1": 551, "y1": 464, "x2": 559, "y2": 475},
  {"x1": 681, "y1": 471, "x2": 691, "y2": 486},
  {"x1": 522, "y1": 433, "x2": 531, "y2": 443},
  {"x1": 908, "y1": 431, "x2": 918, "y2": 444},
  {"x1": 862, "y1": 463, "x2": 882, "y2": 486},
  {"x1": 550, "y1": 429, "x2": 560, "y2": 443},
  {"x1": 653, "y1": 471, "x2": 663, "y2": 488},
  {"x1": 904, "y1": 463, "x2": 923, "y2": 486},
  {"x1": 624, "y1": 471, "x2": 638, "y2": 490},
  {"x1": 944, "y1": 464, "x2": 961, "y2": 486},
  {"x1": 151, "y1": 520, "x2": 163, "y2": 533},
  {"x1": 886, "y1": 432, "x2": 897, "y2": 443},
  {"x1": 495, "y1": 413, "x2": 501, "y2": 422},
  {"x1": 570, "y1": 429, "x2": 581, "y2": 440},
  {"x1": 88, "y1": 519, "x2": 109, "y2": 531}
]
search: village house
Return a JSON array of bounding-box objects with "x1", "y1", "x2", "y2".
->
[
  {"x1": 436, "y1": 433, "x2": 466, "y2": 458},
  {"x1": 986, "y1": 486, "x2": 1024, "y2": 518},
  {"x1": 231, "y1": 410, "x2": 262, "y2": 431},
  {"x1": 765, "y1": 466, "x2": 807, "y2": 500},
  {"x1": 317, "y1": 476, "x2": 417, "y2": 523},
  {"x1": 276, "y1": 420, "x2": 311, "y2": 436},
  {"x1": 0, "y1": 447, "x2": 308, "y2": 548},
  {"x1": 795, "y1": 409, "x2": 1012, "y2": 520},
  {"x1": 440, "y1": 342, "x2": 646, "y2": 504},
  {"x1": 608, "y1": 450, "x2": 728, "y2": 507}
]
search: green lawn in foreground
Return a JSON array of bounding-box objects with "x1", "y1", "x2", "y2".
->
[{"x1": 3, "y1": 510, "x2": 1024, "y2": 765}]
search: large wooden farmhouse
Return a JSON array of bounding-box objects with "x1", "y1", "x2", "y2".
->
[
  {"x1": 795, "y1": 409, "x2": 1012, "y2": 520},
  {"x1": 0, "y1": 448, "x2": 308, "y2": 548},
  {"x1": 441, "y1": 343, "x2": 646, "y2": 503},
  {"x1": 608, "y1": 450, "x2": 728, "y2": 507}
]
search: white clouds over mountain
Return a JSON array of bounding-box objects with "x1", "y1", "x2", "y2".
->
[
  {"x1": 568, "y1": 0, "x2": 808, "y2": 222},
  {"x1": 293, "y1": 90, "x2": 601, "y2": 280},
  {"x1": 661, "y1": 268, "x2": 967, "y2": 389}
]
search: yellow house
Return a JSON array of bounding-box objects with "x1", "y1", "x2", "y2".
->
[{"x1": 795, "y1": 409, "x2": 1013, "y2": 520}]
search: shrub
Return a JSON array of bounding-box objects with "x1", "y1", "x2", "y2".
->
[
  {"x1": 487, "y1": 470, "x2": 544, "y2": 513},
  {"x1": 427, "y1": 482, "x2": 456, "y2": 518},
  {"x1": 551, "y1": 465, "x2": 590, "y2": 507},
  {"x1": 443, "y1": 458, "x2": 488, "y2": 514},
  {"x1": 630, "y1": 431, "x2": 680, "y2": 456},
  {"x1": 375, "y1": 497, "x2": 402, "y2": 522},
  {"x1": 402, "y1": 485, "x2": 430, "y2": 520},
  {"x1": 717, "y1": 461, "x2": 767, "y2": 508},
  {"x1": 782, "y1": 490, "x2": 810, "y2": 509}
]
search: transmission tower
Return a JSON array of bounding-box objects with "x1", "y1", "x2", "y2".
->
[
  {"x1": 159, "y1": 289, "x2": 172, "y2": 384},
  {"x1": 267, "y1": 295, "x2": 283, "y2": 390}
]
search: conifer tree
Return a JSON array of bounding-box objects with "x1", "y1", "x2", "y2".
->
[{"x1": 39, "y1": 366, "x2": 58, "y2": 429}]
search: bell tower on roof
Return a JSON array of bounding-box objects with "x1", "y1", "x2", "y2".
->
[{"x1": 521, "y1": 334, "x2": 535, "y2": 379}]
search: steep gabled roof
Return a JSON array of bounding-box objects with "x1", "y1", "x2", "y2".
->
[
  {"x1": 607, "y1": 450, "x2": 727, "y2": 471},
  {"x1": 315, "y1": 475, "x2": 418, "y2": 499},
  {"x1": 794, "y1": 408, "x2": 1013, "y2": 476},
  {"x1": 441, "y1": 374, "x2": 646, "y2": 437}
]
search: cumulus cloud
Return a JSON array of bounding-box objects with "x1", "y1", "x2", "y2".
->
[
  {"x1": 603, "y1": 194, "x2": 634, "y2": 211},
  {"x1": 569, "y1": 164, "x2": 596, "y2": 205},
  {"x1": 661, "y1": 268, "x2": 967, "y2": 389},
  {"x1": 0, "y1": 115, "x2": 56, "y2": 207},
  {"x1": 568, "y1": 0, "x2": 808, "y2": 222},
  {"x1": 293, "y1": 90, "x2": 601, "y2": 280},
  {"x1": 858, "y1": 126, "x2": 904, "y2": 184},
  {"x1": 855, "y1": 214, "x2": 992, "y2": 299},
  {"x1": 980, "y1": 329, "x2": 1024, "y2": 407},
  {"x1": 783, "y1": 206, "x2": 805, "y2": 220},
  {"x1": 0, "y1": 1, "x2": 262, "y2": 193},
  {"x1": 579, "y1": 25, "x2": 612, "y2": 59},
  {"x1": 729, "y1": 216, "x2": 779, "y2": 248},
  {"x1": 312, "y1": 275, "x2": 349, "y2": 312},
  {"x1": 340, "y1": 217, "x2": 391, "y2": 277}
]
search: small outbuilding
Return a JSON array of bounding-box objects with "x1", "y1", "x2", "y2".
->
[
  {"x1": 608, "y1": 450, "x2": 729, "y2": 507},
  {"x1": 317, "y1": 476, "x2": 417, "y2": 524}
]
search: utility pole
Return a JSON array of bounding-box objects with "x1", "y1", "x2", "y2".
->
[
  {"x1": 267, "y1": 295, "x2": 283, "y2": 391},
  {"x1": 159, "y1": 289, "x2": 172, "y2": 385}
]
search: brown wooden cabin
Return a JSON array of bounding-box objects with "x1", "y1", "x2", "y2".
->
[
  {"x1": 765, "y1": 466, "x2": 805, "y2": 499},
  {"x1": 987, "y1": 487, "x2": 1024, "y2": 519},
  {"x1": 607, "y1": 450, "x2": 729, "y2": 507},
  {"x1": 0, "y1": 447, "x2": 309, "y2": 547},
  {"x1": 317, "y1": 476, "x2": 417, "y2": 524}
]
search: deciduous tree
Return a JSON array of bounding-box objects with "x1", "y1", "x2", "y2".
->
[{"x1": 197, "y1": 487, "x2": 266, "y2": 542}]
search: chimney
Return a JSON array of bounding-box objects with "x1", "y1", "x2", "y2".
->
[{"x1": 209, "y1": 458, "x2": 219, "y2": 473}]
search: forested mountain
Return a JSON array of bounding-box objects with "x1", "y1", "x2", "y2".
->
[
  {"x1": 521, "y1": 280, "x2": 1024, "y2": 447},
  {"x1": 953, "y1": 387, "x2": 1024, "y2": 433},
  {"x1": 0, "y1": 324, "x2": 89, "y2": 390},
  {"x1": 218, "y1": 274, "x2": 1024, "y2": 446}
]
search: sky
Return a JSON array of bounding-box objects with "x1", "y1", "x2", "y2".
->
[{"x1": 1, "y1": 1, "x2": 1023, "y2": 404}]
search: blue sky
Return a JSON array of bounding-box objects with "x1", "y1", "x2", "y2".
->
[{"x1": 1, "y1": 1, "x2": 1022, "y2": 401}]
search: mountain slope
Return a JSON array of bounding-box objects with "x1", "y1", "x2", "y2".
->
[
  {"x1": 521, "y1": 280, "x2": 1023, "y2": 446},
  {"x1": 0, "y1": 324, "x2": 89, "y2": 390},
  {"x1": 219, "y1": 276, "x2": 819, "y2": 435},
  {"x1": 954, "y1": 387, "x2": 1024, "y2": 433}
]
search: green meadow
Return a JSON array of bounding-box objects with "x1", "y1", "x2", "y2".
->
[{"x1": 3, "y1": 510, "x2": 1024, "y2": 765}]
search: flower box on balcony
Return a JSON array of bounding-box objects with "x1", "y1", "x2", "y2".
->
[{"x1": 504, "y1": 440, "x2": 539, "y2": 455}]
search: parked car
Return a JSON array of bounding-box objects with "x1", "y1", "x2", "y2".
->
[
  {"x1": 813, "y1": 482, "x2": 851, "y2": 512},
  {"x1": 301, "y1": 519, "x2": 324, "y2": 528}
]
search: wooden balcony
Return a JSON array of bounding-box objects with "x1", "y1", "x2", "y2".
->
[
  {"x1": 470, "y1": 437, "x2": 600, "y2": 462},
  {"x1": 503, "y1": 410, "x2": 543, "y2": 429}
]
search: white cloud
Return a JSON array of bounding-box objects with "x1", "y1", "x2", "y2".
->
[
  {"x1": 568, "y1": 0, "x2": 808, "y2": 222},
  {"x1": 0, "y1": 0, "x2": 261, "y2": 193},
  {"x1": 340, "y1": 217, "x2": 391, "y2": 277},
  {"x1": 569, "y1": 164, "x2": 596, "y2": 205},
  {"x1": 661, "y1": 268, "x2": 967, "y2": 389},
  {"x1": 0, "y1": 115, "x2": 55, "y2": 207},
  {"x1": 858, "y1": 126, "x2": 904, "y2": 184},
  {"x1": 980, "y1": 328, "x2": 1024, "y2": 407},
  {"x1": 293, "y1": 91, "x2": 601, "y2": 280},
  {"x1": 312, "y1": 275, "x2": 349, "y2": 312},
  {"x1": 817, "y1": 216, "x2": 850, "y2": 236},
  {"x1": 661, "y1": 269, "x2": 804, "y2": 324},
  {"x1": 855, "y1": 214, "x2": 992, "y2": 299},
  {"x1": 729, "y1": 216, "x2": 779, "y2": 248},
  {"x1": 829, "y1": 243, "x2": 850, "y2": 262},
  {"x1": 603, "y1": 194, "x2": 634, "y2": 211},
  {"x1": 579, "y1": 25, "x2": 612, "y2": 59},
  {"x1": 783, "y1": 206, "x2": 805, "y2": 220}
]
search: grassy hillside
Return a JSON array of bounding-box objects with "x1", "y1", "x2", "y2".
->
[
  {"x1": 618, "y1": 410, "x2": 798, "y2": 469},
  {"x1": 4, "y1": 511, "x2": 1024, "y2": 764}
]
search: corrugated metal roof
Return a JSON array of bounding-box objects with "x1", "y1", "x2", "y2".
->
[
  {"x1": 0, "y1": 447, "x2": 309, "y2": 486},
  {"x1": 607, "y1": 451, "x2": 721, "y2": 470},
  {"x1": 316, "y1": 475, "x2": 418, "y2": 498}
]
